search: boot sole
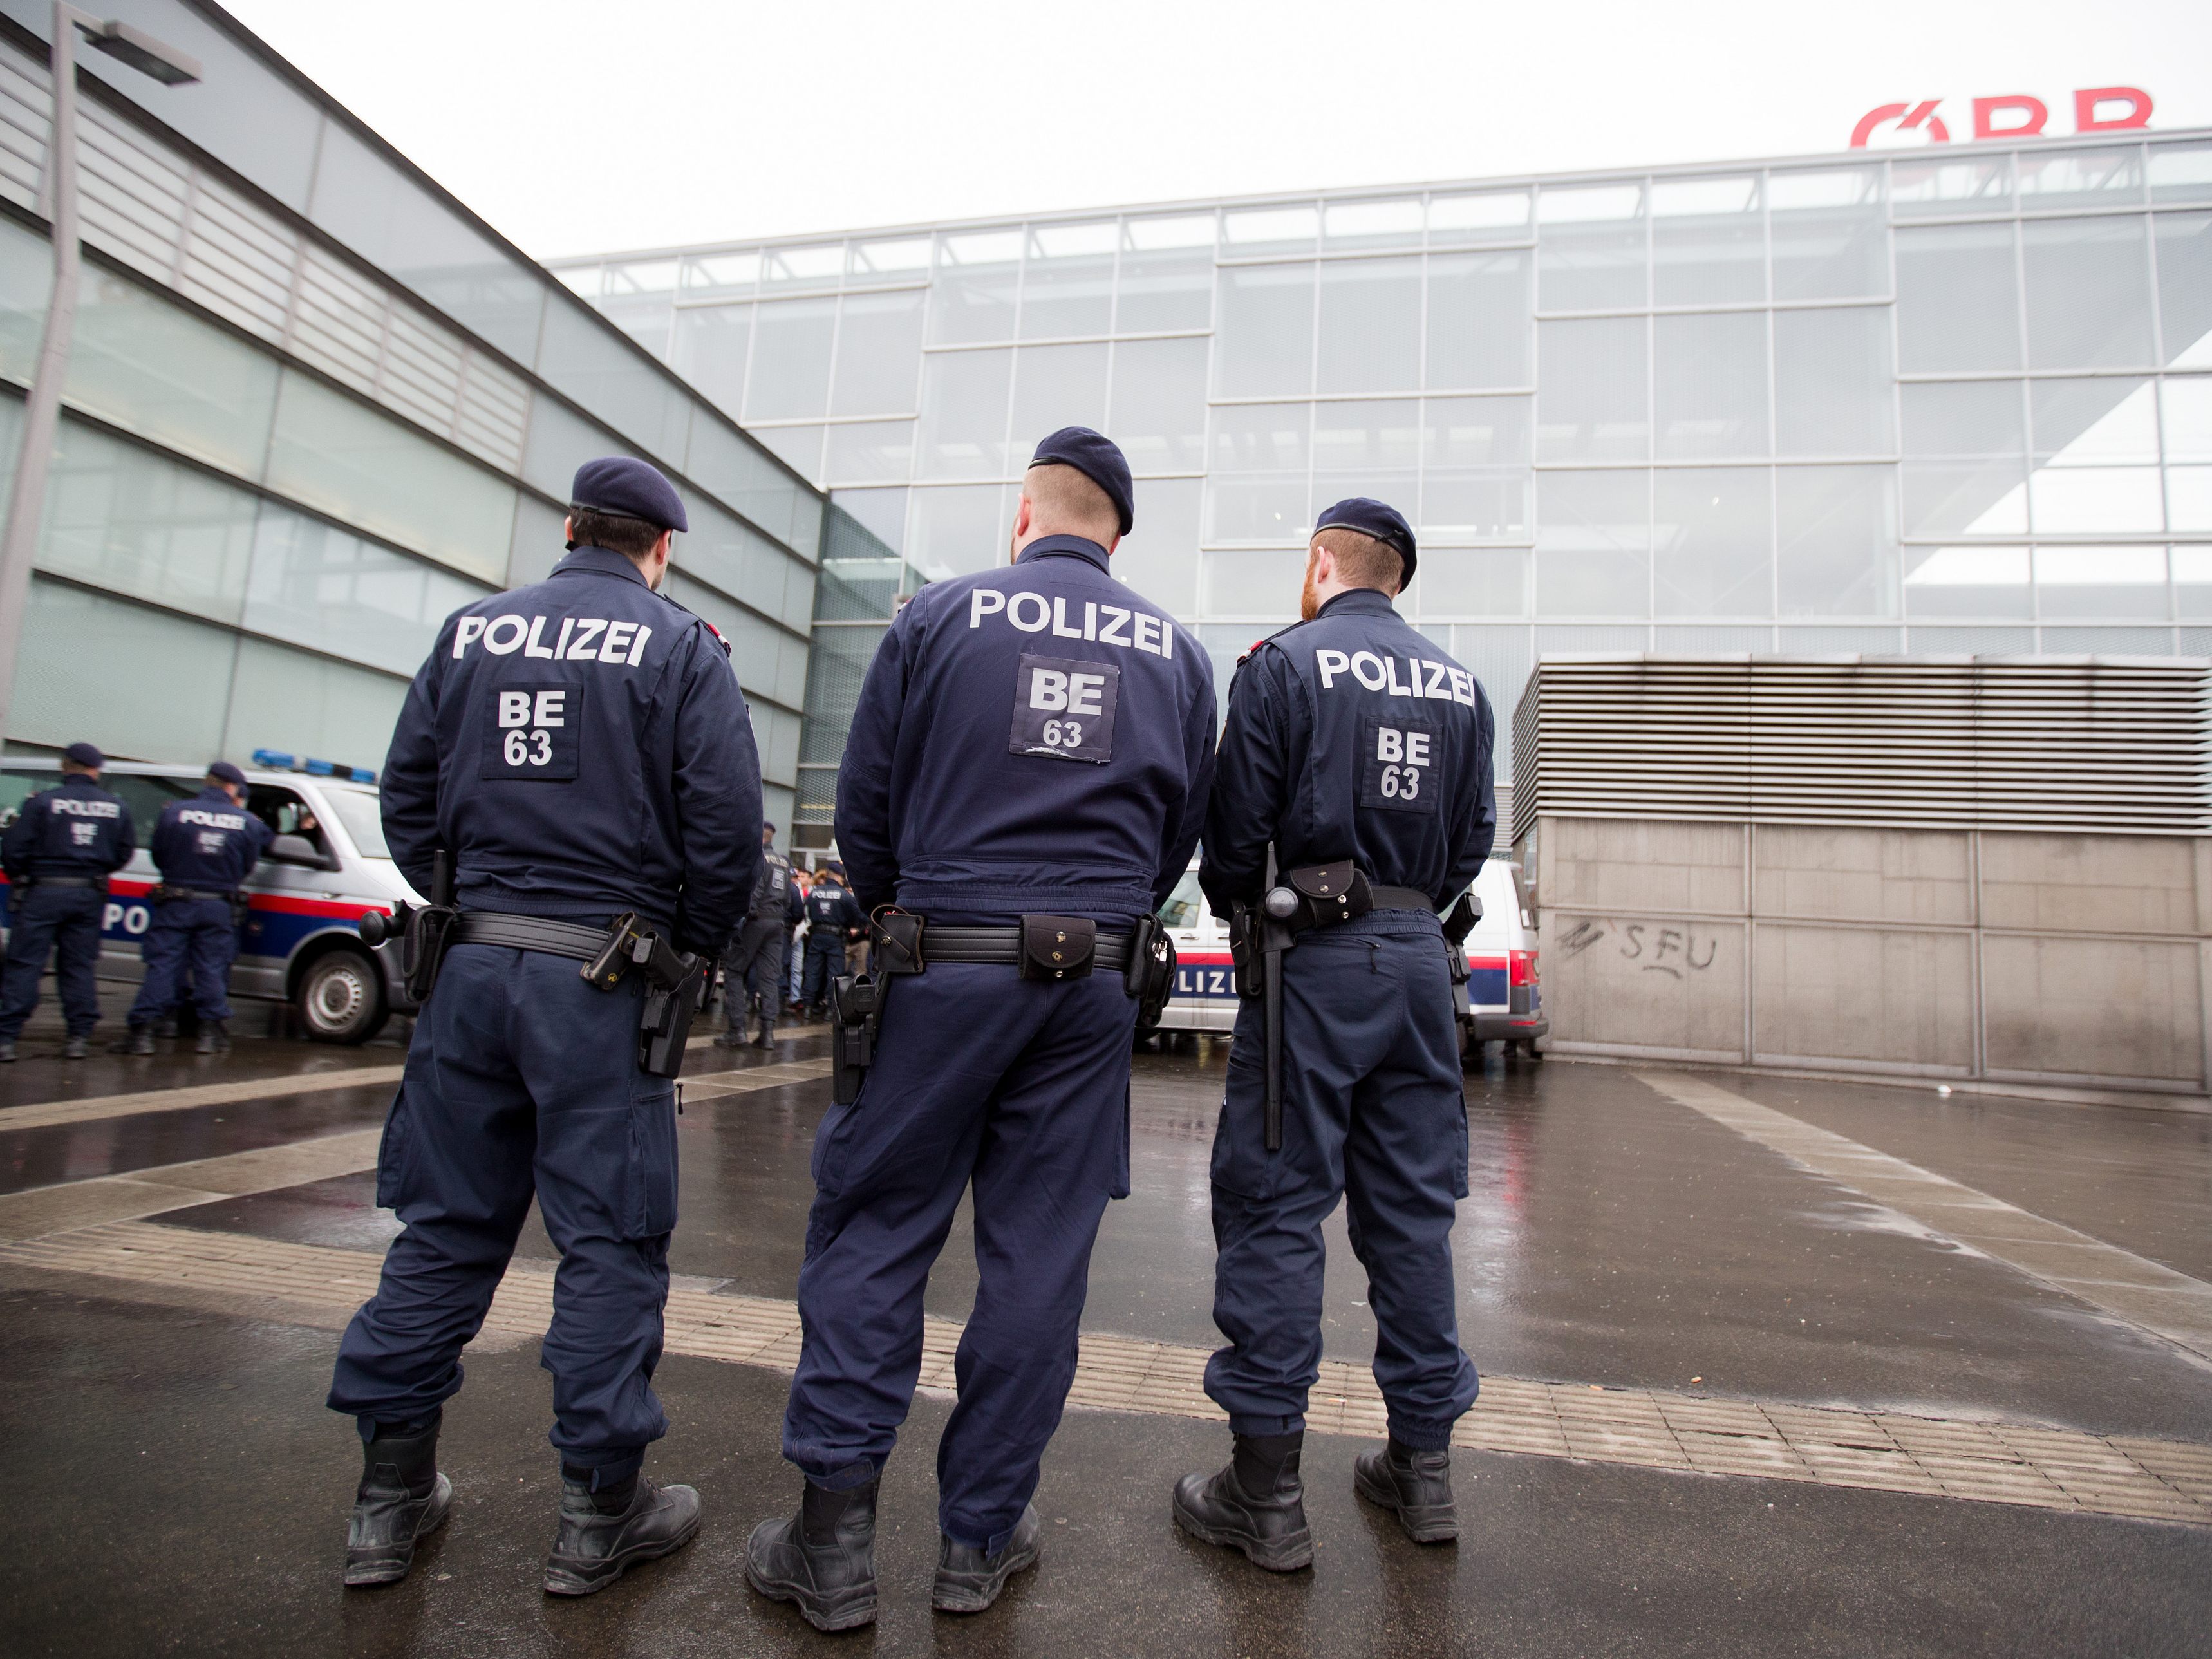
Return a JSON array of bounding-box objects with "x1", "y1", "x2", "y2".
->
[
  {"x1": 744, "y1": 1564, "x2": 878, "y2": 1631},
  {"x1": 1171, "y1": 1488, "x2": 1313, "y2": 1571},
  {"x1": 931, "y1": 1539, "x2": 1040, "y2": 1614},
  {"x1": 543, "y1": 1510, "x2": 701, "y2": 1597},
  {"x1": 344, "y1": 1484, "x2": 451, "y2": 1587},
  {"x1": 1353, "y1": 1463, "x2": 1459, "y2": 1544}
]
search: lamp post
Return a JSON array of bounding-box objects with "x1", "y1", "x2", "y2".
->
[{"x1": 0, "y1": 8, "x2": 198, "y2": 741}]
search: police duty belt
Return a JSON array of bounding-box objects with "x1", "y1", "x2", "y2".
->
[{"x1": 447, "y1": 909, "x2": 708, "y2": 1080}]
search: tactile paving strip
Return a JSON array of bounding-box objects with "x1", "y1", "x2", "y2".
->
[{"x1": 5, "y1": 1221, "x2": 2205, "y2": 1528}]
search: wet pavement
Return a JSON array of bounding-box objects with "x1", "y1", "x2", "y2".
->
[{"x1": 2, "y1": 1019, "x2": 2208, "y2": 1655}]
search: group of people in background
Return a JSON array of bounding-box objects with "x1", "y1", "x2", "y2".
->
[
  {"x1": 0, "y1": 748, "x2": 270, "y2": 1062},
  {"x1": 712, "y1": 822, "x2": 867, "y2": 1049}
]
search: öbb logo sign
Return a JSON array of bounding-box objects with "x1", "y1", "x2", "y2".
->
[{"x1": 1851, "y1": 88, "x2": 2151, "y2": 148}]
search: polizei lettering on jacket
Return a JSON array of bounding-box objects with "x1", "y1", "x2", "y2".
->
[
  {"x1": 48, "y1": 796, "x2": 120, "y2": 818},
  {"x1": 177, "y1": 809, "x2": 250, "y2": 830},
  {"x1": 450, "y1": 614, "x2": 654, "y2": 664},
  {"x1": 1314, "y1": 648, "x2": 1478, "y2": 708},
  {"x1": 968, "y1": 590, "x2": 1174, "y2": 659}
]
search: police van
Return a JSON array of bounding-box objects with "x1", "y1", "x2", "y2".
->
[
  {"x1": 1147, "y1": 856, "x2": 1547, "y2": 1062},
  {"x1": 0, "y1": 755, "x2": 417, "y2": 1044}
]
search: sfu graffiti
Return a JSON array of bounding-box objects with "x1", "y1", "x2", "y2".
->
[{"x1": 1556, "y1": 917, "x2": 1721, "y2": 981}]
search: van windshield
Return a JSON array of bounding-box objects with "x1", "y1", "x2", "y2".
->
[
  {"x1": 322, "y1": 787, "x2": 390, "y2": 859},
  {"x1": 1159, "y1": 869, "x2": 1205, "y2": 930}
]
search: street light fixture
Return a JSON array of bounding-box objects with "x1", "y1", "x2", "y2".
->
[{"x1": 0, "y1": 6, "x2": 200, "y2": 741}]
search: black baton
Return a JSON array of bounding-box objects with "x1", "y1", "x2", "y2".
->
[{"x1": 1262, "y1": 845, "x2": 1286, "y2": 1151}]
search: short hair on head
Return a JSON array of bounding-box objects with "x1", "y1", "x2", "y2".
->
[
  {"x1": 1314, "y1": 526, "x2": 1404, "y2": 594},
  {"x1": 568, "y1": 507, "x2": 664, "y2": 562},
  {"x1": 1022, "y1": 463, "x2": 1120, "y2": 541},
  {"x1": 60, "y1": 755, "x2": 93, "y2": 774}
]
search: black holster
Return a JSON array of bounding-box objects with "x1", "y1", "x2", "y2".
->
[
  {"x1": 1440, "y1": 890, "x2": 1483, "y2": 1023},
  {"x1": 1126, "y1": 914, "x2": 1177, "y2": 1027},
  {"x1": 830, "y1": 973, "x2": 881, "y2": 1105},
  {"x1": 398, "y1": 852, "x2": 458, "y2": 1003}
]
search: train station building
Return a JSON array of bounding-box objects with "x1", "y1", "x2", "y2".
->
[{"x1": 549, "y1": 126, "x2": 2212, "y2": 836}]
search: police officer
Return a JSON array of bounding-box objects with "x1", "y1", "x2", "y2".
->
[
  {"x1": 797, "y1": 863, "x2": 863, "y2": 1021},
  {"x1": 745, "y1": 429, "x2": 1216, "y2": 1629},
  {"x1": 326, "y1": 458, "x2": 760, "y2": 1595},
  {"x1": 1174, "y1": 498, "x2": 1494, "y2": 1569},
  {"x1": 118, "y1": 760, "x2": 272, "y2": 1056},
  {"x1": 0, "y1": 742, "x2": 135, "y2": 1062},
  {"x1": 717, "y1": 822, "x2": 794, "y2": 1049}
]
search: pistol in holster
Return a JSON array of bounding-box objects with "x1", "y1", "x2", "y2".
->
[
  {"x1": 1439, "y1": 889, "x2": 1483, "y2": 1024},
  {"x1": 576, "y1": 910, "x2": 708, "y2": 1078},
  {"x1": 830, "y1": 973, "x2": 881, "y2": 1105},
  {"x1": 359, "y1": 849, "x2": 458, "y2": 1003}
]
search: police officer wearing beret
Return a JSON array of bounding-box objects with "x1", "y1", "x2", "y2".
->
[
  {"x1": 328, "y1": 458, "x2": 762, "y2": 1595},
  {"x1": 746, "y1": 429, "x2": 1217, "y2": 1629},
  {"x1": 1175, "y1": 498, "x2": 1494, "y2": 1570},
  {"x1": 718, "y1": 823, "x2": 794, "y2": 1049},
  {"x1": 798, "y1": 863, "x2": 864, "y2": 1021},
  {"x1": 117, "y1": 759, "x2": 272, "y2": 1056},
  {"x1": 0, "y1": 742, "x2": 135, "y2": 1062}
]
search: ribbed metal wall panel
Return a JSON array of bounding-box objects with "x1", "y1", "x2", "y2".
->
[
  {"x1": 1511, "y1": 656, "x2": 2212, "y2": 842},
  {"x1": 0, "y1": 42, "x2": 530, "y2": 476}
]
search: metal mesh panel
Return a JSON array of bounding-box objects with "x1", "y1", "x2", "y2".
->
[
  {"x1": 1511, "y1": 655, "x2": 2210, "y2": 842},
  {"x1": 0, "y1": 42, "x2": 529, "y2": 475}
]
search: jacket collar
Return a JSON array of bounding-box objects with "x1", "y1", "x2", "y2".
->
[
  {"x1": 1317, "y1": 587, "x2": 1400, "y2": 621},
  {"x1": 195, "y1": 785, "x2": 236, "y2": 804},
  {"x1": 1014, "y1": 535, "x2": 1110, "y2": 574},
  {"x1": 550, "y1": 546, "x2": 653, "y2": 590},
  {"x1": 60, "y1": 773, "x2": 98, "y2": 789}
]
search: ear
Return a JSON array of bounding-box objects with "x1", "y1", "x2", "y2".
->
[
  {"x1": 1012, "y1": 495, "x2": 1035, "y2": 540},
  {"x1": 1308, "y1": 541, "x2": 1332, "y2": 584}
]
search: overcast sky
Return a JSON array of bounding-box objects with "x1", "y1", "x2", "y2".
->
[{"x1": 223, "y1": 0, "x2": 2212, "y2": 261}]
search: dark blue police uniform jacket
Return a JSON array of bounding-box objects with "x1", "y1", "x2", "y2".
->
[
  {"x1": 0, "y1": 774, "x2": 135, "y2": 1039},
  {"x1": 129, "y1": 786, "x2": 272, "y2": 1026},
  {"x1": 787, "y1": 534, "x2": 1216, "y2": 1555},
  {"x1": 1198, "y1": 586, "x2": 1495, "y2": 1451},
  {"x1": 329, "y1": 545, "x2": 762, "y2": 1478}
]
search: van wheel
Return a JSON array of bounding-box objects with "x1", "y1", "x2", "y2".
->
[{"x1": 296, "y1": 948, "x2": 388, "y2": 1045}]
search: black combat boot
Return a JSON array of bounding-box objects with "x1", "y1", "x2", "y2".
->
[
  {"x1": 745, "y1": 1477, "x2": 879, "y2": 1632},
  {"x1": 751, "y1": 1011, "x2": 774, "y2": 1048},
  {"x1": 109, "y1": 1024, "x2": 153, "y2": 1055},
  {"x1": 61, "y1": 1034, "x2": 88, "y2": 1060},
  {"x1": 713, "y1": 1002, "x2": 747, "y2": 1048},
  {"x1": 344, "y1": 1419, "x2": 452, "y2": 1587},
  {"x1": 195, "y1": 1018, "x2": 230, "y2": 1054},
  {"x1": 1353, "y1": 1437, "x2": 1458, "y2": 1543},
  {"x1": 932, "y1": 1502, "x2": 1041, "y2": 1614},
  {"x1": 542, "y1": 1466, "x2": 701, "y2": 1595},
  {"x1": 1172, "y1": 1431, "x2": 1313, "y2": 1571}
]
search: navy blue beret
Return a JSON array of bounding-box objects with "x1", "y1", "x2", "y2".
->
[
  {"x1": 1315, "y1": 496, "x2": 1418, "y2": 583},
  {"x1": 207, "y1": 760, "x2": 246, "y2": 787},
  {"x1": 62, "y1": 741, "x2": 103, "y2": 767},
  {"x1": 571, "y1": 456, "x2": 688, "y2": 534},
  {"x1": 1029, "y1": 427, "x2": 1134, "y2": 538}
]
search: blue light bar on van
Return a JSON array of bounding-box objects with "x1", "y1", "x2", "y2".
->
[{"x1": 250, "y1": 748, "x2": 376, "y2": 785}]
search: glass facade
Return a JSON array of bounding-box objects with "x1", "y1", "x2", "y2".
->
[
  {"x1": 0, "y1": 1, "x2": 826, "y2": 832},
  {"x1": 559, "y1": 131, "x2": 2212, "y2": 786}
]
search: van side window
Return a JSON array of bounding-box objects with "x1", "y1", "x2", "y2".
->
[{"x1": 247, "y1": 786, "x2": 324, "y2": 853}]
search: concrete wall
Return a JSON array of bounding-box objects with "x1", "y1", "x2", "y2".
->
[{"x1": 1524, "y1": 817, "x2": 2212, "y2": 1096}]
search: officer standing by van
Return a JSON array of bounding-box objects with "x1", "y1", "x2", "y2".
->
[
  {"x1": 745, "y1": 429, "x2": 1215, "y2": 1630},
  {"x1": 1175, "y1": 499, "x2": 1494, "y2": 1570},
  {"x1": 796, "y1": 863, "x2": 863, "y2": 1021},
  {"x1": 326, "y1": 458, "x2": 760, "y2": 1596},
  {"x1": 718, "y1": 822, "x2": 794, "y2": 1048},
  {"x1": 117, "y1": 760, "x2": 271, "y2": 1056},
  {"x1": 0, "y1": 742, "x2": 135, "y2": 1062}
]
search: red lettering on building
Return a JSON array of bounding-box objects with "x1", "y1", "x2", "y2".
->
[
  {"x1": 1973, "y1": 95, "x2": 2048, "y2": 140},
  {"x1": 2075, "y1": 86, "x2": 2152, "y2": 132},
  {"x1": 1851, "y1": 87, "x2": 2153, "y2": 147}
]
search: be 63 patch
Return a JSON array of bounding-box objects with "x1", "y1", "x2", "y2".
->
[
  {"x1": 480, "y1": 682, "x2": 583, "y2": 782},
  {"x1": 1360, "y1": 716, "x2": 1437, "y2": 812},
  {"x1": 1009, "y1": 653, "x2": 1119, "y2": 764}
]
